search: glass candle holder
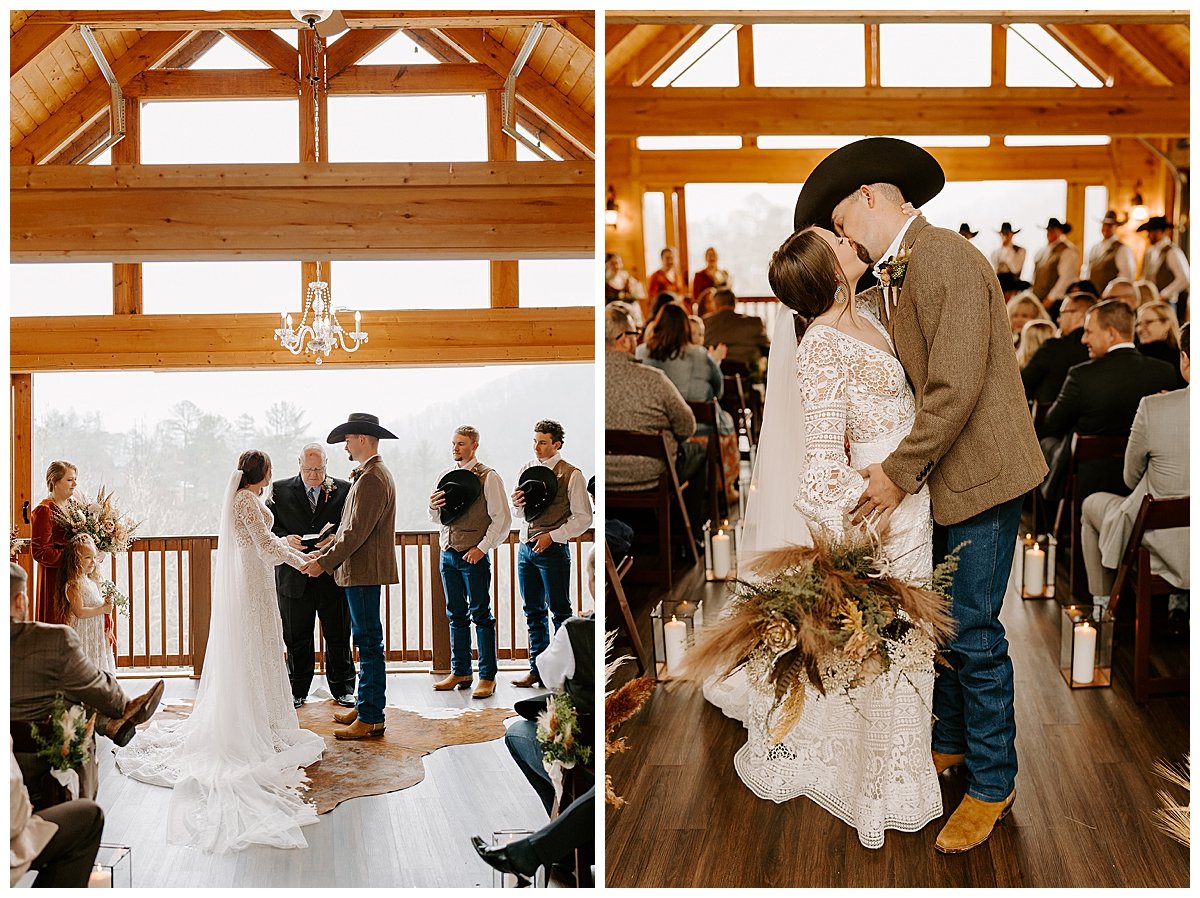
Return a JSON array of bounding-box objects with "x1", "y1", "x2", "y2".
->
[{"x1": 1059, "y1": 604, "x2": 1114, "y2": 688}]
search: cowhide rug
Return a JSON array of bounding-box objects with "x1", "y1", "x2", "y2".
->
[{"x1": 151, "y1": 700, "x2": 515, "y2": 814}]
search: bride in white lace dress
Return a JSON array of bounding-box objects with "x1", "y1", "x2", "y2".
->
[
  {"x1": 704, "y1": 220, "x2": 941, "y2": 848},
  {"x1": 114, "y1": 451, "x2": 325, "y2": 852}
]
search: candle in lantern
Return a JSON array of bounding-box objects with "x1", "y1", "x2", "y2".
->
[
  {"x1": 663, "y1": 615, "x2": 687, "y2": 670},
  {"x1": 1023, "y1": 541, "x2": 1044, "y2": 596},
  {"x1": 712, "y1": 530, "x2": 732, "y2": 578},
  {"x1": 1072, "y1": 620, "x2": 1097, "y2": 684},
  {"x1": 1045, "y1": 536, "x2": 1057, "y2": 596},
  {"x1": 88, "y1": 867, "x2": 112, "y2": 888}
]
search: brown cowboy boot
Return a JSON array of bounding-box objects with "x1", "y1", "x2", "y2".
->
[
  {"x1": 472, "y1": 679, "x2": 496, "y2": 699},
  {"x1": 334, "y1": 719, "x2": 386, "y2": 741},
  {"x1": 433, "y1": 674, "x2": 473, "y2": 691},
  {"x1": 935, "y1": 790, "x2": 1016, "y2": 854},
  {"x1": 933, "y1": 750, "x2": 966, "y2": 775},
  {"x1": 333, "y1": 707, "x2": 357, "y2": 725}
]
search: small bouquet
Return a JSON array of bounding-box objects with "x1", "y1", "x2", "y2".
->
[
  {"x1": 100, "y1": 579, "x2": 129, "y2": 618},
  {"x1": 10, "y1": 524, "x2": 30, "y2": 562},
  {"x1": 537, "y1": 693, "x2": 592, "y2": 770},
  {"x1": 54, "y1": 486, "x2": 140, "y2": 554}
]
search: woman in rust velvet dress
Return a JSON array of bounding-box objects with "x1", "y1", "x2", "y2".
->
[{"x1": 30, "y1": 461, "x2": 79, "y2": 624}]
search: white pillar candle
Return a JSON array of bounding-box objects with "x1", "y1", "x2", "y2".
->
[
  {"x1": 1023, "y1": 542, "x2": 1045, "y2": 596},
  {"x1": 693, "y1": 603, "x2": 704, "y2": 630},
  {"x1": 88, "y1": 868, "x2": 112, "y2": 888},
  {"x1": 712, "y1": 531, "x2": 732, "y2": 579},
  {"x1": 1072, "y1": 621, "x2": 1097, "y2": 684},
  {"x1": 663, "y1": 616, "x2": 687, "y2": 670}
]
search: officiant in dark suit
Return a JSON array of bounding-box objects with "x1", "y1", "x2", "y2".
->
[{"x1": 269, "y1": 442, "x2": 355, "y2": 708}]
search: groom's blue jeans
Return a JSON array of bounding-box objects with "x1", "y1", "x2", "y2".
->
[
  {"x1": 344, "y1": 585, "x2": 386, "y2": 725},
  {"x1": 932, "y1": 495, "x2": 1022, "y2": 803}
]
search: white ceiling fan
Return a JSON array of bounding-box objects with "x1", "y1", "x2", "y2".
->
[{"x1": 289, "y1": 9, "x2": 348, "y2": 38}]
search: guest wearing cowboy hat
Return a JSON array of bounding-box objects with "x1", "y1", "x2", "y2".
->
[
  {"x1": 510, "y1": 421, "x2": 593, "y2": 688},
  {"x1": 300, "y1": 413, "x2": 399, "y2": 740},
  {"x1": 990, "y1": 222, "x2": 1026, "y2": 279},
  {"x1": 958, "y1": 223, "x2": 978, "y2": 241},
  {"x1": 1137, "y1": 216, "x2": 1190, "y2": 317},
  {"x1": 428, "y1": 426, "x2": 511, "y2": 699},
  {"x1": 1030, "y1": 217, "x2": 1080, "y2": 310},
  {"x1": 1084, "y1": 210, "x2": 1136, "y2": 297}
]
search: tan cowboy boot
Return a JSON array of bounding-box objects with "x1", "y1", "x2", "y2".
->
[
  {"x1": 935, "y1": 790, "x2": 1016, "y2": 854},
  {"x1": 933, "y1": 750, "x2": 966, "y2": 775},
  {"x1": 511, "y1": 672, "x2": 542, "y2": 688},
  {"x1": 334, "y1": 719, "x2": 386, "y2": 740},
  {"x1": 472, "y1": 679, "x2": 496, "y2": 699},
  {"x1": 333, "y1": 707, "x2": 357, "y2": 725},
  {"x1": 433, "y1": 673, "x2": 473, "y2": 691}
]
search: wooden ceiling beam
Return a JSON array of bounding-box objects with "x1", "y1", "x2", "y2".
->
[
  {"x1": 24, "y1": 11, "x2": 567, "y2": 30},
  {"x1": 11, "y1": 23, "x2": 73, "y2": 76},
  {"x1": 222, "y1": 29, "x2": 300, "y2": 78},
  {"x1": 630, "y1": 24, "x2": 706, "y2": 87},
  {"x1": 10, "y1": 308, "x2": 595, "y2": 372},
  {"x1": 607, "y1": 86, "x2": 1188, "y2": 138},
  {"x1": 1109, "y1": 24, "x2": 1189, "y2": 86},
  {"x1": 11, "y1": 161, "x2": 595, "y2": 262},
  {"x1": 125, "y1": 68, "x2": 299, "y2": 99},
  {"x1": 330, "y1": 63, "x2": 504, "y2": 95},
  {"x1": 435, "y1": 27, "x2": 595, "y2": 156},
  {"x1": 1043, "y1": 24, "x2": 1165, "y2": 87},
  {"x1": 605, "y1": 11, "x2": 1189, "y2": 26},
  {"x1": 323, "y1": 28, "x2": 399, "y2": 78},
  {"x1": 605, "y1": 24, "x2": 665, "y2": 83},
  {"x1": 11, "y1": 30, "x2": 194, "y2": 165},
  {"x1": 555, "y1": 17, "x2": 595, "y2": 51}
]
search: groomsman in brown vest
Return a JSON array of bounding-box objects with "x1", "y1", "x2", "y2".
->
[
  {"x1": 429, "y1": 426, "x2": 511, "y2": 699},
  {"x1": 1138, "y1": 216, "x2": 1190, "y2": 316},
  {"x1": 510, "y1": 420, "x2": 593, "y2": 688},
  {"x1": 1031, "y1": 217, "x2": 1080, "y2": 310},
  {"x1": 1084, "y1": 210, "x2": 1136, "y2": 297}
]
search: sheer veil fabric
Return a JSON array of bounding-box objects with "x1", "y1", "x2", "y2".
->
[{"x1": 114, "y1": 469, "x2": 325, "y2": 852}]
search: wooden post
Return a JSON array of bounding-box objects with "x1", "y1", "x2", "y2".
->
[
  {"x1": 112, "y1": 98, "x2": 142, "y2": 314},
  {"x1": 486, "y1": 89, "x2": 520, "y2": 308},
  {"x1": 11, "y1": 375, "x2": 34, "y2": 598},
  {"x1": 675, "y1": 186, "x2": 690, "y2": 288},
  {"x1": 1066, "y1": 181, "x2": 1086, "y2": 254},
  {"x1": 662, "y1": 189, "x2": 676, "y2": 262},
  {"x1": 299, "y1": 27, "x2": 330, "y2": 312},
  {"x1": 188, "y1": 538, "x2": 212, "y2": 678},
  {"x1": 736, "y1": 24, "x2": 754, "y2": 88},
  {"x1": 865, "y1": 24, "x2": 881, "y2": 88},
  {"x1": 429, "y1": 538, "x2": 451, "y2": 673},
  {"x1": 990, "y1": 24, "x2": 1006, "y2": 87}
]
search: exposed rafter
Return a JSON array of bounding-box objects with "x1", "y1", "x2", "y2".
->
[
  {"x1": 323, "y1": 28, "x2": 399, "y2": 79},
  {"x1": 222, "y1": 29, "x2": 300, "y2": 78},
  {"x1": 11, "y1": 23, "x2": 72, "y2": 76},
  {"x1": 1109, "y1": 23, "x2": 1189, "y2": 85},
  {"x1": 1043, "y1": 24, "x2": 1164, "y2": 87},
  {"x1": 630, "y1": 24, "x2": 706, "y2": 88}
]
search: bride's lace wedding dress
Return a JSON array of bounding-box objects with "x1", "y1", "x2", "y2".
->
[
  {"x1": 115, "y1": 475, "x2": 325, "y2": 852},
  {"x1": 705, "y1": 309, "x2": 941, "y2": 849}
]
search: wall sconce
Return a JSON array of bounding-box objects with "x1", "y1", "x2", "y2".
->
[
  {"x1": 1129, "y1": 184, "x2": 1149, "y2": 223},
  {"x1": 605, "y1": 184, "x2": 620, "y2": 228}
]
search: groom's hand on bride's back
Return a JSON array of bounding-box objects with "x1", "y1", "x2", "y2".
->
[{"x1": 850, "y1": 463, "x2": 906, "y2": 525}]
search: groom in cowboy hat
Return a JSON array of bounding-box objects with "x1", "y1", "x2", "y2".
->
[
  {"x1": 301, "y1": 412, "x2": 399, "y2": 740},
  {"x1": 794, "y1": 137, "x2": 1047, "y2": 853}
]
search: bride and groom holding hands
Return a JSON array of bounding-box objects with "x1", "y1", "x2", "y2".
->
[{"x1": 710, "y1": 138, "x2": 1047, "y2": 853}]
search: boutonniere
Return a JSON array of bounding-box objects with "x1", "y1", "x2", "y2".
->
[
  {"x1": 320, "y1": 477, "x2": 336, "y2": 497},
  {"x1": 350, "y1": 467, "x2": 364, "y2": 483},
  {"x1": 877, "y1": 250, "x2": 910, "y2": 290}
]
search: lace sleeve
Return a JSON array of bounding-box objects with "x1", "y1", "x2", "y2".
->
[
  {"x1": 794, "y1": 328, "x2": 862, "y2": 530},
  {"x1": 233, "y1": 491, "x2": 308, "y2": 570}
]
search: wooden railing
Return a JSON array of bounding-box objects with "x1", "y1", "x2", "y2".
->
[
  {"x1": 17, "y1": 528, "x2": 595, "y2": 676},
  {"x1": 736, "y1": 295, "x2": 782, "y2": 335}
]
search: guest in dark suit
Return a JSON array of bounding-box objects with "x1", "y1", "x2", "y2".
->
[
  {"x1": 1038, "y1": 300, "x2": 1178, "y2": 502},
  {"x1": 1021, "y1": 291, "x2": 1095, "y2": 406},
  {"x1": 702, "y1": 288, "x2": 770, "y2": 369},
  {"x1": 269, "y1": 442, "x2": 355, "y2": 708}
]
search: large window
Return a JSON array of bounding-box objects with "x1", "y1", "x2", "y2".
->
[
  {"x1": 328, "y1": 96, "x2": 487, "y2": 162},
  {"x1": 330, "y1": 261, "x2": 489, "y2": 309},
  {"x1": 752, "y1": 25, "x2": 866, "y2": 87},
  {"x1": 141, "y1": 100, "x2": 298, "y2": 163},
  {"x1": 519, "y1": 261, "x2": 595, "y2": 307},
  {"x1": 10, "y1": 264, "x2": 113, "y2": 317},
  {"x1": 141, "y1": 261, "x2": 298, "y2": 315},
  {"x1": 880, "y1": 24, "x2": 991, "y2": 87},
  {"x1": 653, "y1": 25, "x2": 739, "y2": 87},
  {"x1": 33, "y1": 365, "x2": 597, "y2": 536}
]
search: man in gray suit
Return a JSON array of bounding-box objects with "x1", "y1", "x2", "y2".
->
[
  {"x1": 1081, "y1": 323, "x2": 1190, "y2": 606},
  {"x1": 10, "y1": 563, "x2": 163, "y2": 806}
]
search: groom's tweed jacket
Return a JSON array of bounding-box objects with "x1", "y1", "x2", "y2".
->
[
  {"x1": 872, "y1": 216, "x2": 1047, "y2": 526},
  {"x1": 318, "y1": 455, "x2": 399, "y2": 586}
]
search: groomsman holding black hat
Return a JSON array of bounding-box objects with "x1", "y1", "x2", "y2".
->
[
  {"x1": 990, "y1": 222, "x2": 1026, "y2": 278},
  {"x1": 429, "y1": 426, "x2": 511, "y2": 700},
  {"x1": 510, "y1": 420, "x2": 592, "y2": 688}
]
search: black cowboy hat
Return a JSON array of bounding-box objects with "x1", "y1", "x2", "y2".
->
[
  {"x1": 436, "y1": 469, "x2": 482, "y2": 526},
  {"x1": 999, "y1": 222, "x2": 1020, "y2": 235},
  {"x1": 997, "y1": 272, "x2": 1031, "y2": 293},
  {"x1": 518, "y1": 466, "x2": 558, "y2": 521},
  {"x1": 1136, "y1": 216, "x2": 1172, "y2": 233},
  {"x1": 1042, "y1": 217, "x2": 1073, "y2": 234},
  {"x1": 793, "y1": 137, "x2": 946, "y2": 231},
  {"x1": 326, "y1": 412, "x2": 399, "y2": 443},
  {"x1": 1100, "y1": 209, "x2": 1128, "y2": 226},
  {"x1": 958, "y1": 223, "x2": 978, "y2": 239}
]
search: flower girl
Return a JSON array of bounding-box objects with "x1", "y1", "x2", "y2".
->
[{"x1": 57, "y1": 533, "x2": 116, "y2": 674}]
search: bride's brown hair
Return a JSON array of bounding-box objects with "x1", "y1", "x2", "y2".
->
[
  {"x1": 237, "y1": 450, "x2": 272, "y2": 489},
  {"x1": 768, "y1": 228, "x2": 848, "y2": 319}
]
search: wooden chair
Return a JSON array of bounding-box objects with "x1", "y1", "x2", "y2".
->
[
  {"x1": 605, "y1": 545, "x2": 648, "y2": 676},
  {"x1": 1060, "y1": 434, "x2": 1129, "y2": 601},
  {"x1": 1108, "y1": 495, "x2": 1189, "y2": 703},
  {"x1": 686, "y1": 399, "x2": 729, "y2": 525},
  {"x1": 605, "y1": 430, "x2": 700, "y2": 589},
  {"x1": 720, "y1": 373, "x2": 757, "y2": 455}
]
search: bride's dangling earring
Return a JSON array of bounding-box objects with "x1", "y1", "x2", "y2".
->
[{"x1": 834, "y1": 284, "x2": 847, "y2": 305}]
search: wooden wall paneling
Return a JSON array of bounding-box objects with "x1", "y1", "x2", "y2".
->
[
  {"x1": 554, "y1": 43, "x2": 592, "y2": 98},
  {"x1": 557, "y1": 16, "x2": 594, "y2": 52},
  {"x1": 527, "y1": 25, "x2": 563, "y2": 77},
  {"x1": 11, "y1": 23, "x2": 72, "y2": 77}
]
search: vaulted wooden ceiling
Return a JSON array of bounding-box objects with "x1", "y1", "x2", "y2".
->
[{"x1": 11, "y1": 9, "x2": 595, "y2": 164}]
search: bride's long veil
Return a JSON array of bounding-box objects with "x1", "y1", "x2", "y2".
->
[{"x1": 739, "y1": 307, "x2": 814, "y2": 560}]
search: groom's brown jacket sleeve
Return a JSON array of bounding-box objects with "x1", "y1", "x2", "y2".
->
[{"x1": 318, "y1": 460, "x2": 399, "y2": 585}]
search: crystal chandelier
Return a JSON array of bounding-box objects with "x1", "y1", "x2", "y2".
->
[
  {"x1": 275, "y1": 262, "x2": 367, "y2": 365},
  {"x1": 274, "y1": 16, "x2": 367, "y2": 365}
]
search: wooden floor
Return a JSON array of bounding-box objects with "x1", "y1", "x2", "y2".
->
[
  {"x1": 96, "y1": 669, "x2": 548, "y2": 888},
  {"x1": 605, "y1": 543, "x2": 1190, "y2": 888}
]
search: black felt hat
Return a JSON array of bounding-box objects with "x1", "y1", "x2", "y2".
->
[
  {"x1": 999, "y1": 222, "x2": 1020, "y2": 235},
  {"x1": 436, "y1": 469, "x2": 482, "y2": 525},
  {"x1": 518, "y1": 466, "x2": 558, "y2": 521},
  {"x1": 1137, "y1": 216, "x2": 1172, "y2": 233},
  {"x1": 1042, "y1": 217, "x2": 1073, "y2": 234},
  {"x1": 997, "y1": 272, "x2": 1031, "y2": 294},
  {"x1": 1100, "y1": 209, "x2": 1127, "y2": 226},
  {"x1": 958, "y1": 223, "x2": 978, "y2": 239},
  {"x1": 326, "y1": 412, "x2": 399, "y2": 443},
  {"x1": 793, "y1": 137, "x2": 946, "y2": 231}
]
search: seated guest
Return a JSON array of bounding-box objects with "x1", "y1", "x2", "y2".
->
[
  {"x1": 605, "y1": 302, "x2": 706, "y2": 538},
  {"x1": 1081, "y1": 323, "x2": 1189, "y2": 610},
  {"x1": 10, "y1": 563, "x2": 164, "y2": 809},
  {"x1": 1006, "y1": 291, "x2": 1052, "y2": 348},
  {"x1": 642, "y1": 292, "x2": 678, "y2": 342},
  {"x1": 1016, "y1": 320, "x2": 1056, "y2": 370},
  {"x1": 1038, "y1": 300, "x2": 1178, "y2": 504},
  {"x1": 1067, "y1": 279, "x2": 1099, "y2": 298},
  {"x1": 1132, "y1": 279, "x2": 1162, "y2": 309},
  {"x1": 646, "y1": 247, "x2": 687, "y2": 305},
  {"x1": 604, "y1": 254, "x2": 646, "y2": 325},
  {"x1": 691, "y1": 246, "x2": 731, "y2": 315},
  {"x1": 1022, "y1": 292, "x2": 1095, "y2": 406},
  {"x1": 997, "y1": 272, "x2": 1031, "y2": 303},
  {"x1": 1135, "y1": 301, "x2": 1186, "y2": 389},
  {"x1": 10, "y1": 739, "x2": 104, "y2": 888},
  {"x1": 1101, "y1": 277, "x2": 1138, "y2": 310},
  {"x1": 703, "y1": 288, "x2": 770, "y2": 369},
  {"x1": 472, "y1": 786, "x2": 595, "y2": 887}
]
